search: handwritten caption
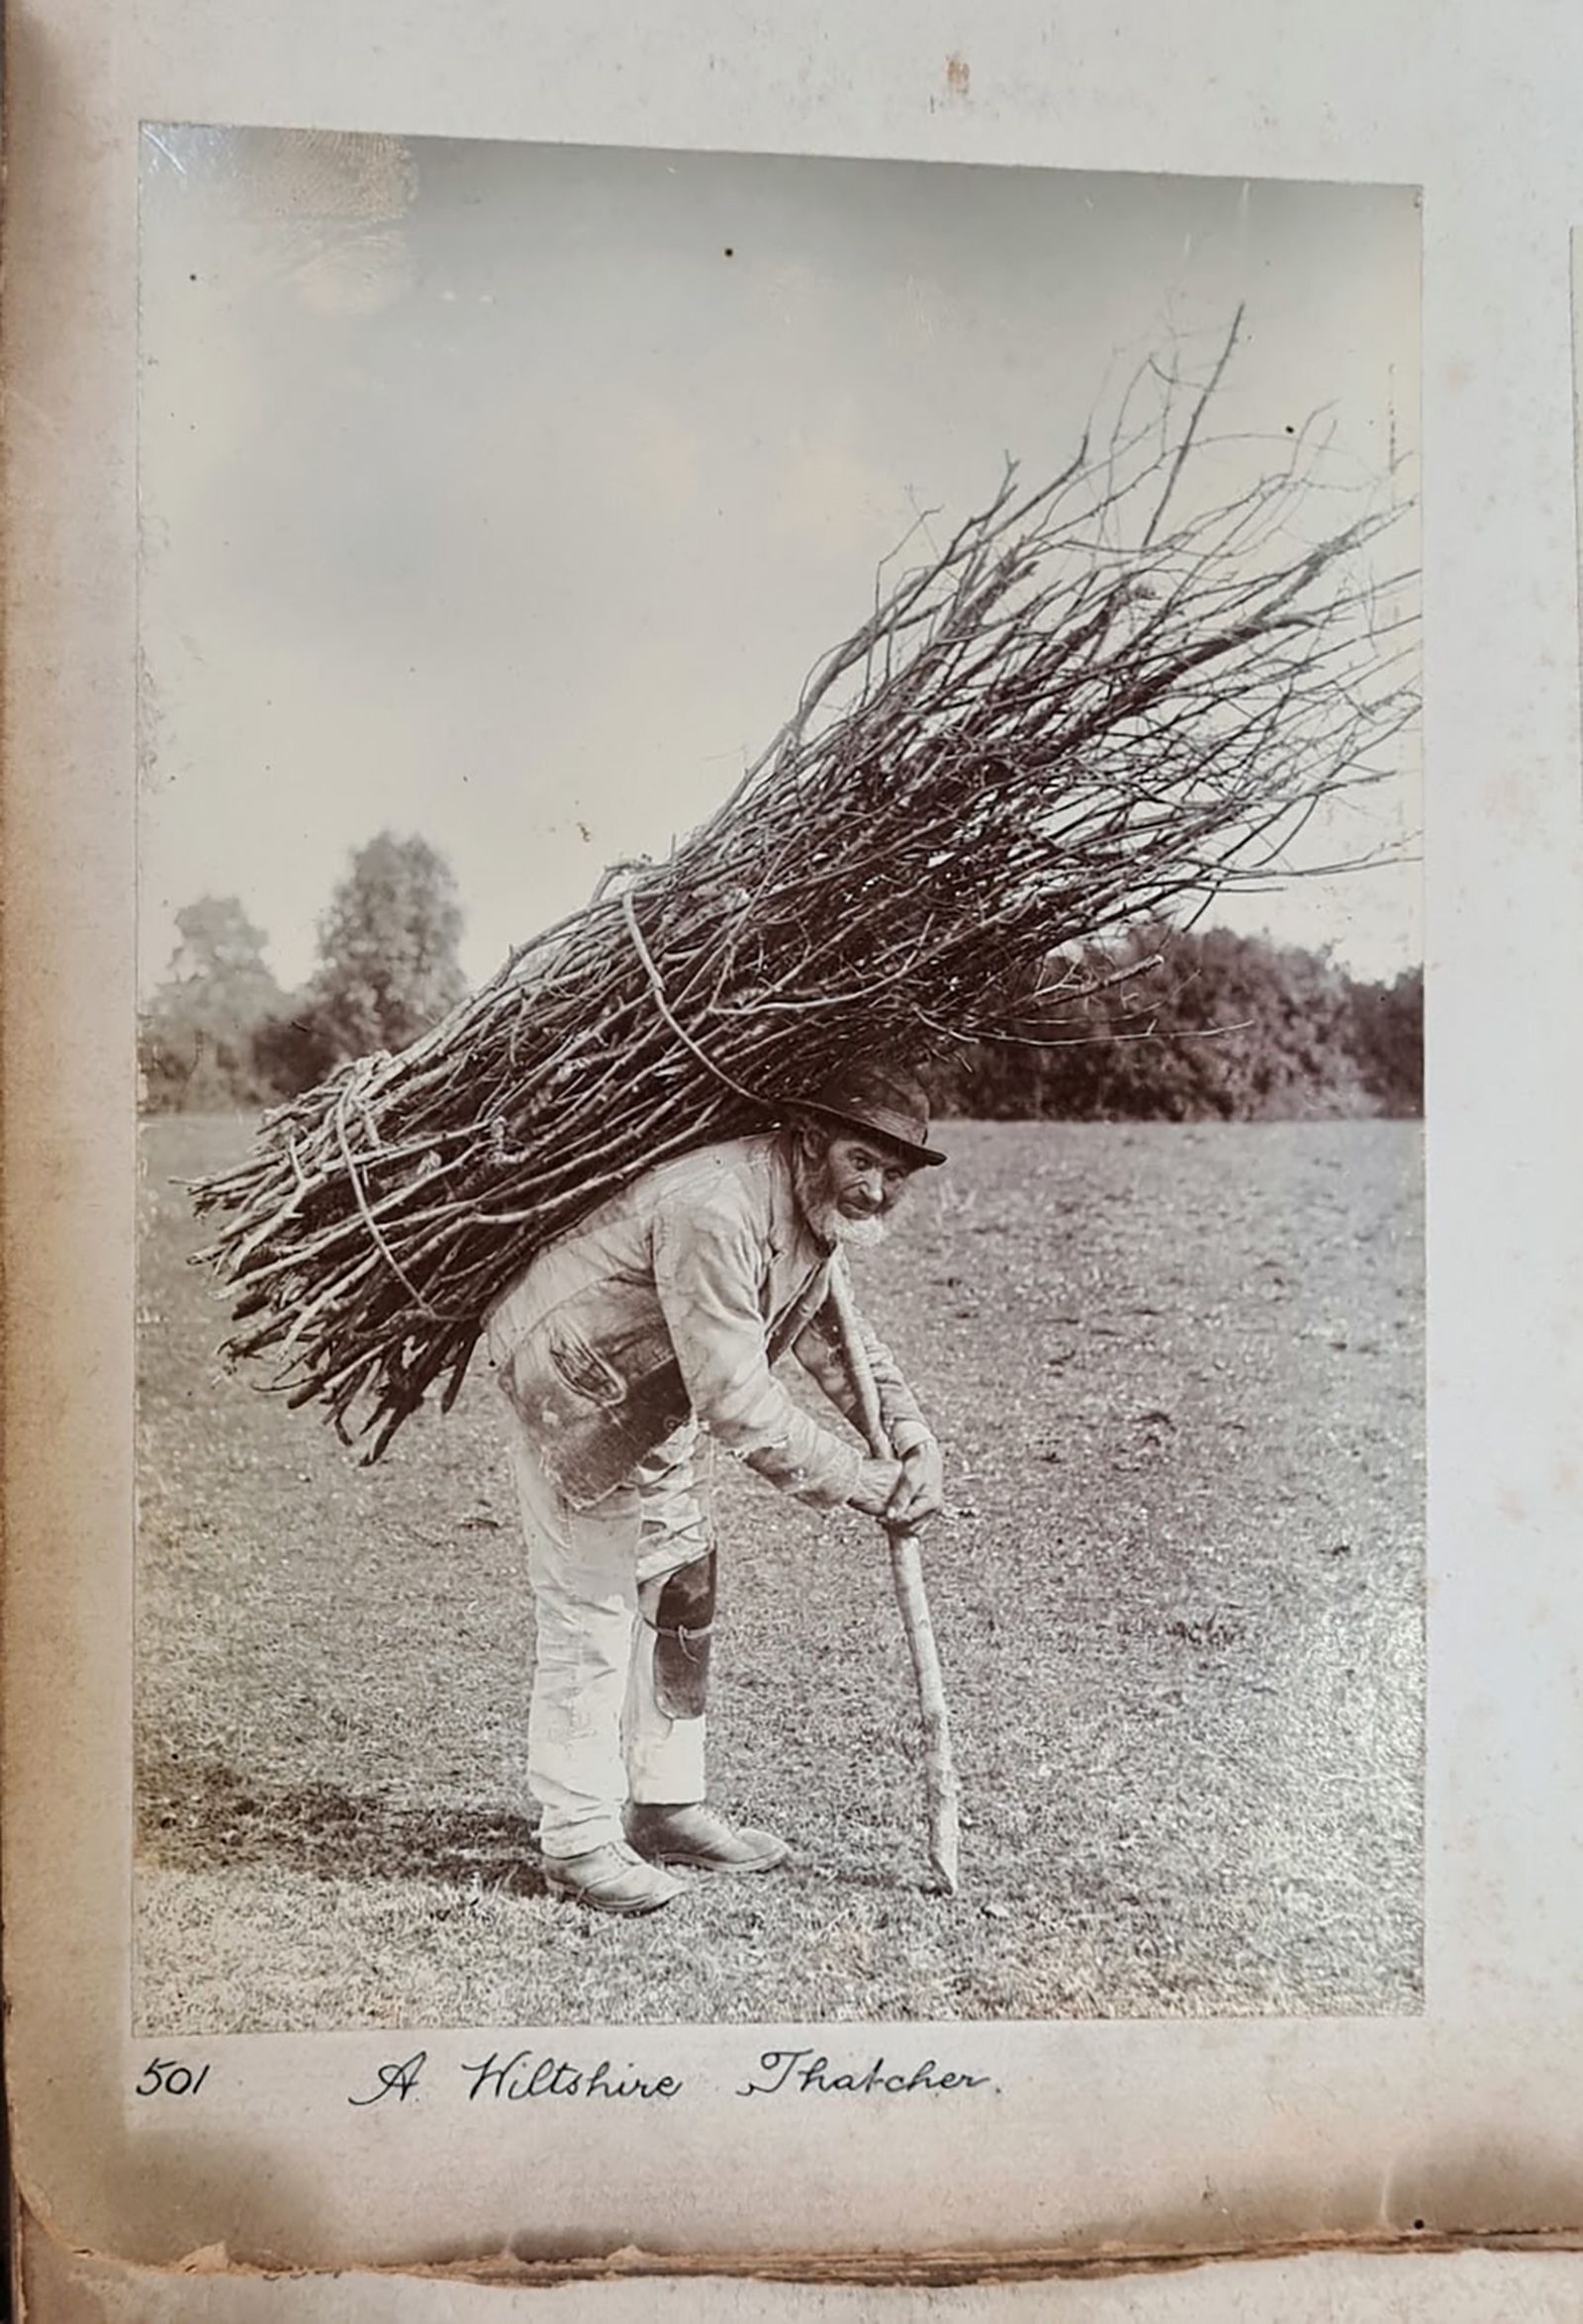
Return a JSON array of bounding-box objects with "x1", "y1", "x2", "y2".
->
[
  {"x1": 344, "y1": 2046, "x2": 992, "y2": 2106},
  {"x1": 134, "y1": 2046, "x2": 995, "y2": 2107}
]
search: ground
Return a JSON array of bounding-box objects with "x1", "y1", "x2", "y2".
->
[{"x1": 136, "y1": 1115, "x2": 1424, "y2": 2032}]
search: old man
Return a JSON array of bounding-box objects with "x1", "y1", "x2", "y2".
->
[{"x1": 484, "y1": 1062, "x2": 946, "y2": 1915}]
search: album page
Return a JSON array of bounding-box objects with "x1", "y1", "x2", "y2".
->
[{"x1": 7, "y1": 0, "x2": 1583, "y2": 2313}]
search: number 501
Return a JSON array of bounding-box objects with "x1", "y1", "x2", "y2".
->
[{"x1": 135, "y1": 2058, "x2": 212, "y2": 2096}]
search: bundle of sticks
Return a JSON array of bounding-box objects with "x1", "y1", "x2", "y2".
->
[{"x1": 193, "y1": 326, "x2": 1416, "y2": 1456}]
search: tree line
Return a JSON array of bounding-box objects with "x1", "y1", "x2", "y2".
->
[
  {"x1": 930, "y1": 920, "x2": 1422, "y2": 1122},
  {"x1": 140, "y1": 835, "x2": 1423, "y2": 1120}
]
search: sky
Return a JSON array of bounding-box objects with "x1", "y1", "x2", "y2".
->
[{"x1": 137, "y1": 131, "x2": 1422, "y2": 997}]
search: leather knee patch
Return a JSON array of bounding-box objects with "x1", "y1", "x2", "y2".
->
[{"x1": 651, "y1": 1548, "x2": 716, "y2": 1720}]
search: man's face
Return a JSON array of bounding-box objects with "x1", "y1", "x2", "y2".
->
[{"x1": 794, "y1": 1125, "x2": 918, "y2": 1249}]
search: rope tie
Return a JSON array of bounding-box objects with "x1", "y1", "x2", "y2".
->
[
  {"x1": 620, "y1": 887, "x2": 774, "y2": 1110},
  {"x1": 333, "y1": 1065, "x2": 457, "y2": 1322}
]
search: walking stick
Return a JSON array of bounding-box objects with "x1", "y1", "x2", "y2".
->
[{"x1": 827, "y1": 1265, "x2": 961, "y2": 1895}]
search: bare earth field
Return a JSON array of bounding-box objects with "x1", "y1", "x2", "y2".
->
[{"x1": 136, "y1": 1115, "x2": 1423, "y2": 2032}]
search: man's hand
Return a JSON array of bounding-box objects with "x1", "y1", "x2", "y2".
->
[
  {"x1": 887, "y1": 1436, "x2": 945, "y2": 1528},
  {"x1": 849, "y1": 1456, "x2": 906, "y2": 1519},
  {"x1": 848, "y1": 1441, "x2": 945, "y2": 1528}
]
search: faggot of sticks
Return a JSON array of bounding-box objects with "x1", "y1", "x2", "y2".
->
[{"x1": 191, "y1": 318, "x2": 1418, "y2": 1458}]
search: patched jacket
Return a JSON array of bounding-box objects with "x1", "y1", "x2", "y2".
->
[{"x1": 484, "y1": 1133, "x2": 931, "y2": 1510}]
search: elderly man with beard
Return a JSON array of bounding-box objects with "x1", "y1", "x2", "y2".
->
[{"x1": 484, "y1": 1062, "x2": 947, "y2": 1915}]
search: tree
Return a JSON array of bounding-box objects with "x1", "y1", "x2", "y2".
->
[
  {"x1": 303, "y1": 830, "x2": 468, "y2": 1063},
  {"x1": 1349, "y1": 966, "x2": 1425, "y2": 1115},
  {"x1": 139, "y1": 896, "x2": 286, "y2": 1111}
]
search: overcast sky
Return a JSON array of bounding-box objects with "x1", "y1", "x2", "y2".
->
[{"x1": 138, "y1": 132, "x2": 1421, "y2": 996}]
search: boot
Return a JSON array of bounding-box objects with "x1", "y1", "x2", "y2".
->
[
  {"x1": 625, "y1": 1801, "x2": 791, "y2": 1874},
  {"x1": 543, "y1": 1840, "x2": 686, "y2": 1916}
]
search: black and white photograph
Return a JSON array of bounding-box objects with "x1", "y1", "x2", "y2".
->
[{"x1": 135, "y1": 129, "x2": 1424, "y2": 2033}]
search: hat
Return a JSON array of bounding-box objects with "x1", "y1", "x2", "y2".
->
[{"x1": 792, "y1": 1061, "x2": 947, "y2": 1168}]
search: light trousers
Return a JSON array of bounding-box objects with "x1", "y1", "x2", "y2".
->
[{"x1": 508, "y1": 1419, "x2": 712, "y2": 1858}]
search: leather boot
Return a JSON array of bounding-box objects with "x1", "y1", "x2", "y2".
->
[
  {"x1": 625, "y1": 1802, "x2": 791, "y2": 1874},
  {"x1": 543, "y1": 1840, "x2": 686, "y2": 1915}
]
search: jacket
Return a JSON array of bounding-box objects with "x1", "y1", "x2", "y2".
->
[{"x1": 484, "y1": 1132, "x2": 931, "y2": 1510}]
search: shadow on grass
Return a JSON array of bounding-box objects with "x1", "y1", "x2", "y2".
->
[{"x1": 138, "y1": 1748, "x2": 548, "y2": 1896}]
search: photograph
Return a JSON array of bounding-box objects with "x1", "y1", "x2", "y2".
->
[{"x1": 134, "y1": 128, "x2": 1424, "y2": 2033}]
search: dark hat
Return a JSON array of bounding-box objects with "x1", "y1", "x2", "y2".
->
[{"x1": 792, "y1": 1061, "x2": 947, "y2": 1168}]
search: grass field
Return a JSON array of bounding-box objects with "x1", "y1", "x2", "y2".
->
[{"x1": 136, "y1": 1114, "x2": 1423, "y2": 2032}]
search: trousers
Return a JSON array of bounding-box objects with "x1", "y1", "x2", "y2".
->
[{"x1": 507, "y1": 1416, "x2": 712, "y2": 1858}]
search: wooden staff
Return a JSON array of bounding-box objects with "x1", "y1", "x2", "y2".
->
[{"x1": 828, "y1": 1265, "x2": 961, "y2": 1895}]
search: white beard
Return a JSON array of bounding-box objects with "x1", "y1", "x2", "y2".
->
[{"x1": 825, "y1": 1208, "x2": 889, "y2": 1251}]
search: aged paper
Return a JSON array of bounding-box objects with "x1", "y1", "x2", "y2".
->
[{"x1": 7, "y1": 0, "x2": 1583, "y2": 2316}]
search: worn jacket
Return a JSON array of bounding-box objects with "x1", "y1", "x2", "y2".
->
[{"x1": 484, "y1": 1132, "x2": 931, "y2": 1510}]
